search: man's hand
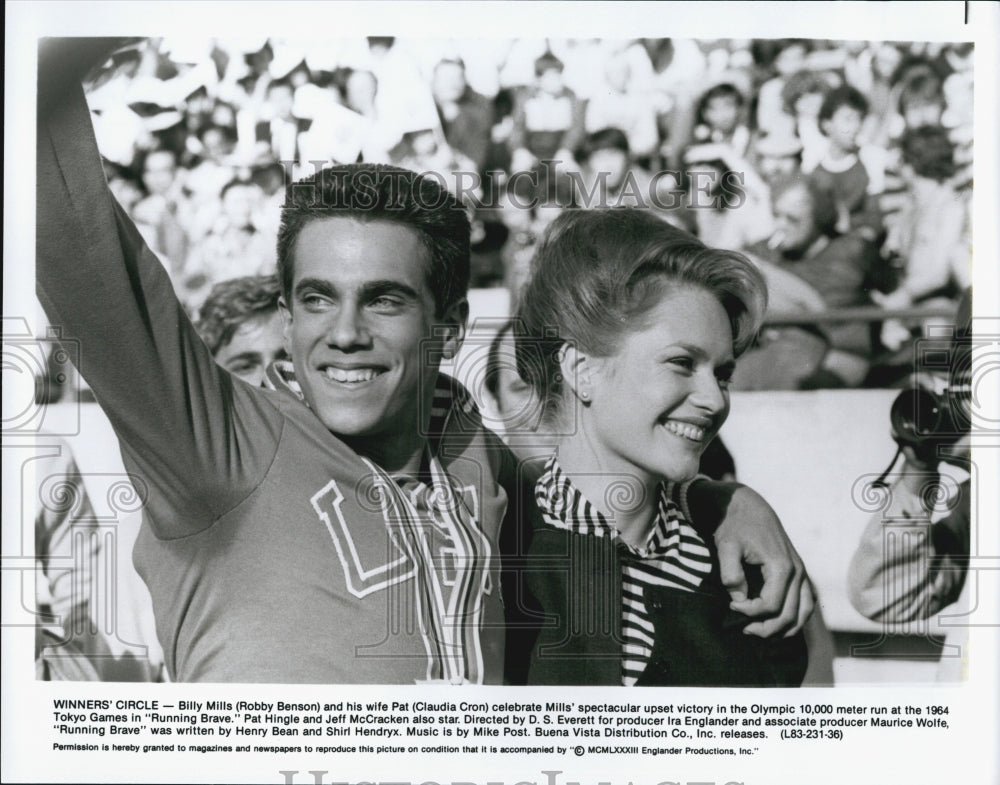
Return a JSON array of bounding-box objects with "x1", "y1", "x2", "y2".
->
[{"x1": 687, "y1": 480, "x2": 814, "y2": 637}]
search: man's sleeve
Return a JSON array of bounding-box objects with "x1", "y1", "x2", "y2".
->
[
  {"x1": 847, "y1": 477, "x2": 969, "y2": 623},
  {"x1": 35, "y1": 40, "x2": 281, "y2": 537}
]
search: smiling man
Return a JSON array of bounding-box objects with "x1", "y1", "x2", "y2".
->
[
  {"x1": 38, "y1": 40, "x2": 511, "y2": 683},
  {"x1": 37, "y1": 39, "x2": 812, "y2": 684}
]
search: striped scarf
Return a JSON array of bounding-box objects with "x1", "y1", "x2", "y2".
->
[
  {"x1": 534, "y1": 456, "x2": 713, "y2": 686},
  {"x1": 264, "y1": 360, "x2": 490, "y2": 683}
]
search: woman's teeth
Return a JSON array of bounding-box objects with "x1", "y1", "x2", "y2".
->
[
  {"x1": 324, "y1": 367, "x2": 379, "y2": 383},
  {"x1": 664, "y1": 420, "x2": 706, "y2": 442}
]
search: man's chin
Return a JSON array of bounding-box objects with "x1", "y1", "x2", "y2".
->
[{"x1": 314, "y1": 411, "x2": 385, "y2": 441}]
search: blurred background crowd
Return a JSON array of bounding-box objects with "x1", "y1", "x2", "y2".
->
[{"x1": 82, "y1": 35, "x2": 973, "y2": 391}]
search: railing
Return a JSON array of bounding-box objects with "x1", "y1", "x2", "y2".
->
[{"x1": 763, "y1": 304, "x2": 957, "y2": 328}]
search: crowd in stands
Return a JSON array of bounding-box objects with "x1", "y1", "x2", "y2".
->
[{"x1": 84, "y1": 36, "x2": 973, "y2": 390}]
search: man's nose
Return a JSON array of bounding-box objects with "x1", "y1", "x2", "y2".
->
[{"x1": 326, "y1": 302, "x2": 371, "y2": 349}]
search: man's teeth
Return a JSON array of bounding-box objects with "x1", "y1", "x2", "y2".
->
[
  {"x1": 664, "y1": 421, "x2": 706, "y2": 441},
  {"x1": 323, "y1": 367, "x2": 380, "y2": 383}
]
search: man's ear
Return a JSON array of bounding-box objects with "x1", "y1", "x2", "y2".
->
[
  {"x1": 440, "y1": 298, "x2": 469, "y2": 361},
  {"x1": 558, "y1": 342, "x2": 595, "y2": 403},
  {"x1": 278, "y1": 296, "x2": 294, "y2": 357}
]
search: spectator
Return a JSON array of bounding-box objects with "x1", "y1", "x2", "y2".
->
[
  {"x1": 196, "y1": 274, "x2": 287, "y2": 387},
  {"x1": 508, "y1": 51, "x2": 586, "y2": 173},
  {"x1": 755, "y1": 39, "x2": 811, "y2": 136},
  {"x1": 389, "y1": 127, "x2": 481, "y2": 204},
  {"x1": 809, "y1": 85, "x2": 884, "y2": 240},
  {"x1": 131, "y1": 148, "x2": 189, "y2": 273},
  {"x1": 431, "y1": 57, "x2": 494, "y2": 175},
  {"x1": 181, "y1": 179, "x2": 276, "y2": 311},
  {"x1": 896, "y1": 68, "x2": 947, "y2": 131},
  {"x1": 479, "y1": 319, "x2": 552, "y2": 461},
  {"x1": 752, "y1": 131, "x2": 804, "y2": 185},
  {"x1": 573, "y1": 127, "x2": 665, "y2": 212},
  {"x1": 848, "y1": 292, "x2": 971, "y2": 683},
  {"x1": 743, "y1": 177, "x2": 878, "y2": 388},
  {"x1": 875, "y1": 126, "x2": 970, "y2": 352},
  {"x1": 183, "y1": 122, "x2": 240, "y2": 233},
  {"x1": 780, "y1": 70, "x2": 833, "y2": 173},
  {"x1": 684, "y1": 136, "x2": 776, "y2": 251},
  {"x1": 257, "y1": 78, "x2": 304, "y2": 162},
  {"x1": 584, "y1": 53, "x2": 660, "y2": 163},
  {"x1": 498, "y1": 169, "x2": 575, "y2": 305},
  {"x1": 691, "y1": 81, "x2": 750, "y2": 158}
]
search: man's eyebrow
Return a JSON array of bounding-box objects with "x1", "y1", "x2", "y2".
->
[
  {"x1": 292, "y1": 278, "x2": 422, "y2": 302},
  {"x1": 358, "y1": 280, "x2": 422, "y2": 302},
  {"x1": 293, "y1": 277, "x2": 338, "y2": 299}
]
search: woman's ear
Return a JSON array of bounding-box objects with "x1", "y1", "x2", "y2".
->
[{"x1": 558, "y1": 342, "x2": 594, "y2": 403}]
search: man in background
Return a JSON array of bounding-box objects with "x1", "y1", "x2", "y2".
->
[{"x1": 196, "y1": 274, "x2": 286, "y2": 387}]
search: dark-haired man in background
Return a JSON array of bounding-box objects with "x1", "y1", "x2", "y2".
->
[{"x1": 196, "y1": 274, "x2": 286, "y2": 387}]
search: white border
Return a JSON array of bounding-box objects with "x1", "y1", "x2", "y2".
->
[{"x1": 4, "y1": 3, "x2": 999, "y2": 784}]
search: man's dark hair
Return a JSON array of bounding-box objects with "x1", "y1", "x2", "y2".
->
[
  {"x1": 780, "y1": 70, "x2": 830, "y2": 115},
  {"x1": 901, "y1": 125, "x2": 956, "y2": 182},
  {"x1": 898, "y1": 70, "x2": 945, "y2": 113},
  {"x1": 196, "y1": 122, "x2": 238, "y2": 145},
  {"x1": 220, "y1": 178, "x2": 259, "y2": 200},
  {"x1": 695, "y1": 82, "x2": 744, "y2": 123},
  {"x1": 196, "y1": 274, "x2": 282, "y2": 356},
  {"x1": 534, "y1": 51, "x2": 564, "y2": 77},
  {"x1": 266, "y1": 78, "x2": 294, "y2": 96},
  {"x1": 277, "y1": 163, "x2": 471, "y2": 318},
  {"x1": 818, "y1": 84, "x2": 869, "y2": 125},
  {"x1": 578, "y1": 127, "x2": 630, "y2": 160}
]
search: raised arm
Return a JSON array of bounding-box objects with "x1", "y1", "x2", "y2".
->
[{"x1": 36, "y1": 39, "x2": 280, "y2": 536}]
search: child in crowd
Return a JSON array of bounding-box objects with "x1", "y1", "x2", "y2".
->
[
  {"x1": 780, "y1": 70, "x2": 833, "y2": 173},
  {"x1": 691, "y1": 81, "x2": 750, "y2": 158},
  {"x1": 808, "y1": 85, "x2": 883, "y2": 241},
  {"x1": 508, "y1": 52, "x2": 586, "y2": 173}
]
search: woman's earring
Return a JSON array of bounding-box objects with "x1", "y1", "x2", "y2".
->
[{"x1": 579, "y1": 390, "x2": 590, "y2": 402}]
